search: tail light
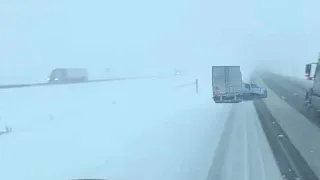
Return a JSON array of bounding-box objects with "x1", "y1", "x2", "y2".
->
[
  {"x1": 215, "y1": 87, "x2": 220, "y2": 94},
  {"x1": 305, "y1": 73, "x2": 312, "y2": 80}
]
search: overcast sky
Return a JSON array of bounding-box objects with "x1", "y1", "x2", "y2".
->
[{"x1": 1, "y1": 0, "x2": 320, "y2": 82}]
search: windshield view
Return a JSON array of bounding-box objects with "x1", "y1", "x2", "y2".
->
[{"x1": 1, "y1": 1, "x2": 320, "y2": 180}]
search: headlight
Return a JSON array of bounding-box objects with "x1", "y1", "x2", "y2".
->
[{"x1": 54, "y1": 78, "x2": 59, "y2": 80}]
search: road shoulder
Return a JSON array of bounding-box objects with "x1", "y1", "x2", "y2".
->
[
  {"x1": 252, "y1": 75, "x2": 320, "y2": 178},
  {"x1": 206, "y1": 103, "x2": 281, "y2": 180}
]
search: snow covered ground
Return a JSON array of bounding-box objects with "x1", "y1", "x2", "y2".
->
[
  {"x1": 0, "y1": 67, "x2": 178, "y2": 85},
  {"x1": 0, "y1": 76, "x2": 231, "y2": 180}
]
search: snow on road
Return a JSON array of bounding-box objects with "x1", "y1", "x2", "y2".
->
[
  {"x1": 0, "y1": 77, "x2": 231, "y2": 180},
  {"x1": 219, "y1": 102, "x2": 281, "y2": 180}
]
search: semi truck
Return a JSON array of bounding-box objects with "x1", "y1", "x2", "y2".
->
[
  {"x1": 212, "y1": 66, "x2": 243, "y2": 103},
  {"x1": 48, "y1": 68, "x2": 88, "y2": 84},
  {"x1": 304, "y1": 53, "x2": 320, "y2": 121}
]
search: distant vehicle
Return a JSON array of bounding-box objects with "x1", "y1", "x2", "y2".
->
[
  {"x1": 243, "y1": 83, "x2": 267, "y2": 99},
  {"x1": 48, "y1": 68, "x2": 88, "y2": 84},
  {"x1": 212, "y1": 66, "x2": 243, "y2": 103}
]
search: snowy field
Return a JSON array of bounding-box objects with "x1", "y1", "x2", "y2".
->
[{"x1": 0, "y1": 76, "x2": 231, "y2": 180}]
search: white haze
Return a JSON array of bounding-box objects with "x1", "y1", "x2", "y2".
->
[
  {"x1": 3, "y1": 1, "x2": 320, "y2": 81},
  {"x1": 0, "y1": 0, "x2": 320, "y2": 179}
]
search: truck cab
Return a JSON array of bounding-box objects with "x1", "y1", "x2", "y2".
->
[
  {"x1": 243, "y1": 83, "x2": 267, "y2": 100},
  {"x1": 249, "y1": 83, "x2": 266, "y2": 95},
  {"x1": 243, "y1": 83, "x2": 252, "y2": 94},
  {"x1": 304, "y1": 55, "x2": 320, "y2": 121}
]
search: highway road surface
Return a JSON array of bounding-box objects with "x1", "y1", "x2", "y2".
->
[
  {"x1": 252, "y1": 73, "x2": 320, "y2": 180},
  {"x1": 260, "y1": 73, "x2": 319, "y2": 125},
  {"x1": 206, "y1": 103, "x2": 281, "y2": 180},
  {"x1": 2, "y1": 71, "x2": 319, "y2": 179},
  {"x1": 206, "y1": 72, "x2": 320, "y2": 180}
]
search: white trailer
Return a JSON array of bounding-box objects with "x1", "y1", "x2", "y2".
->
[
  {"x1": 212, "y1": 66, "x2": 243, "y2": 103},
  {"x1": 48, "y1": 68, "x2": 88, "y2": 84}
]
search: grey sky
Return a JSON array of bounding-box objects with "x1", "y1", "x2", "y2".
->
[{"x1": 1, "y1": 0, "x2": 320, "y2": 82}]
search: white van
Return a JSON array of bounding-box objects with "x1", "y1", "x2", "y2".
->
[{"x1": 48, "y1": 68, "x2": 88, "y2": 84}]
